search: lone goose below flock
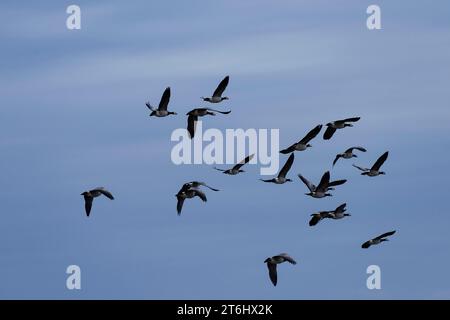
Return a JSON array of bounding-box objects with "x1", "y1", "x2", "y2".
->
[{"x1": 264, "y1": 253, "x2": 297, "y2": 286}]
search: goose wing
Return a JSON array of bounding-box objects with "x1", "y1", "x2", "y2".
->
[
  {"x1": 333, "y1": 154, "x2": 341, "y2": 166},
  {"x1": 93, "y1": 188, "x2": 114, "y2": 200},
  {"x1": 83, "y1": 195, "x2": 93, "y2": 217},
  {"x1": 317, "y1": 171, "x2": 330, "y2": 191},
  {"x1": 277, "y1": 253, "x2": 297, "y2": 264},
  {"x1": 193, "y1": 189, "x2": 207, "y2": 202},
  {"x1": 187, "y1": 115, "x2": 198, "y2": 139},
  {"x1": 298, "y1": 174, "x2": 315, "y2": 192},
  {"x1": 232, "y1": 154, "x2": 254, "y2": 171},
  {"x1": 278, "y1": 153, "x2": 294, "y2": 178},
  {"x1": 267, "y1": 263, "x2": 277, "y2": 286},
  {"x1": 361, "y1": 241, "x2": 372, "y2": 249},
  {"x1": 341, "y1": 117, "x2": 361, "y2": 123},
  {"x1": 371, "y1": 151, "x2": 389, "y2": 171},
  {"x1": 205, "y1": 108, "x2": 231, "y2": 114},
  {"x1": 309, "y1": 214, "x2": 322, "y2": 226},
  {"x1": 279, "y1": 144, "x2": 296, "y2": 154},
  {"x1": 212, "y1": 76, "x2": 229, "y2": 97},
  {"x1": 299, "y1": 124, "x2": 322, "y2": 144},
  {"x1": 328, "y1": 179, "x2": 346, "y2": 187},
  {"x1": 323, "y1": 127, "x2": 336, "y2": 140},
  {"x1": 191, "y1": 181, "x2": 219, "y2": 192},
  {"x1": 158, "y1": 87, "x2": 170, "y2": 111},
  {"x1": 346, "y1": 146, "x2": 367, "y2": 153},
  {"x1": 335, "y1": 203, "x2": 347, "y2": 213},
  {"x1": 176, "y1": 195, "x2": 185, "y2": 215},
  {"x1": 374, "y1": 230, "x2": 396, "y2": 240},
  {"x1": 353, "y1": 164, "x2": 368, "y2": 172}
]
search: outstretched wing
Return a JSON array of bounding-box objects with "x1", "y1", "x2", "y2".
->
[
  {"x1": 298, "y1": 174, "x2": 315, "y2": 192},
  {"x1": 191, "y1": 181, "x2": 219, "y2": 192},
  {"x1": 187, "y1": 115, "x2": 198, "y2": 139},
  {"x1": 278, "y1": 153, "x2": 294, "y2": 178},
  {"x1": 158, "y1": 87, "x2": 171, "y2": 111},
  {"x1": 371, "y1": 151, "x2": 389, "y2": 171},
  {"x1": 323, "y1": 127, "x2": 336, "y2": 140},
  {"x1": 176, "y1": 195, "x2": 185, "y2": 215},
  {"x1": 309, "y1": 215, "x2": 321, "y2": 226},
  {"x1": 374, "y1": 230, "x2": 396, "y2": 240},
  {"x1": 299, "y1": 124, "x2": 322, "y2": 144},
  {"x1": 205, "y1": 108, "x2": 231, "y2": 114},
  {"x1": 84, "y1": 195, "x2": 93, "y2": 217},
  {"x1": 346, "y1": 146, "x2": 366, "y2": 153},
  {"x1": 361, "y1": 241, "x2": 371, "y2": 249},
  {"x1": 232, "y1": 154, "x2": 254, "y2": 171},
  {"x1": 267, "y1": 263, "x2": 277, "y2": 286},
  {"x1": 95, "y1": 188, "x2": 114, "y2": 200},
  {"x1": 333, "y1": 155, "x2": 341, "y2": 166},
  {"x1": 193, "y1": 189, "x2": 207, "y2": 202},
  {"x1": 341, "y1": 117, "x2": 360, "y2": 123},
  {"x1": 279, "y1": 144, "x2": 296, "y2": 154},
  {"x1": 212, "y1": 76, "x2": 229, "y2": 97},
  {"x1": 317, "y1": 171, "x2": 330, "y2": 191},
  {"x1": 277, "y1": 253, "x2": 297, "y2": 264},
  {"x1": 353, "y1": 164, "x2": 368, "y2": 172},
  {"x1": 335, "y1": 203, "x2": 347, "y2": 213},
  {"x1": 328, "y1": 179, "x2": 346, "y2": 187}
]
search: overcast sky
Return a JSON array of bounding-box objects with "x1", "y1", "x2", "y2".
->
[{"x1": 1, "y1": 0, "x2": 450, "y2": 299}]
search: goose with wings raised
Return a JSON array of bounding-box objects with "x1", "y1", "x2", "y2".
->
[
  {"x1": 280, "y1": 125, "x2": 322, "y2": 154},
  {"x1": 201, "y1": 76, "x2": 230, "y2": 103},
  {"x1": 323, "y1": 117, "x2": 360, "y2": 140},
  {"x1": 214, "y1": 154, "x2": 254, "y2": 175},
  {"x1": 353, "y1": 151, "x2": 389, "y2": 177},
  {"x1": 260, "y1": 153, "x2": 294, "y2": 184},
  {"x1": 145, "y1": 87, "x2": 177, "y2": 117}
]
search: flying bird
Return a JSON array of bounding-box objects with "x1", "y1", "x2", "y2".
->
[
  {"x1": 298, "y1": 171, "x2": 346, "y2": 198},
  {"x1": 362, "y1": 230, "x2": 396, "y2": 249},
  {"x1": 214, "y1": 154, "x2": 254, "y2": 175},
  {"x1": 201, "y1": 76, "x2": 230, "y2": 103},
  {"x1": 175, "y1": 181, "x2": 219, "y2": 215},
  {"x1": 186, "y1": 108, "x2": 231, "y2": 139},
  {"x1": 260, "y1": 153, "x2": 294, "y2": 184},
  {"x1": 264, "y1": 253, "x2": 297, "y2": 286},
  {"x1": 145, "y1": 87, "x2": 177, "y2": 117},
  {"x1": 353, "y1": 151, "x2": 389, "y2": 177},
  {"x1": 81, "y1": 187, "x2": 114, "y2": 217},
  {"x1": 333, "y1": 147, "x2": 367, "y2": 166},
  {"x1": 323, "y1": 117, "x2": 360, "y2": 140},
  {"x1": 309, "y1": 211, "x2": 331, "y2": 226},
  {"x1": 309, "y1": 203, "x2": 350, "y2": 226},
  {"x1": 280, "y1": 125, "x2": 322, "y2": 154}
]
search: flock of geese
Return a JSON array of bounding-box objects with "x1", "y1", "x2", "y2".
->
[{"x1": 80, "y1": 75, "x2": 396, "y2": 287}]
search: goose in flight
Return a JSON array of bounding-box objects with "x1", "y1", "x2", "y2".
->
[
  {"x1": 260, "y1": 153, "x2": 294, "y2": 184},
  {"x1": 298, "y1": 171, "x2": 346, "y2": 198},
  {"x1": 264, "y1": 253, "x2": 297, "y2": 286},
  {"x1": 81, "y1": 187, "x2": 114, "y2": 217},
  {"x1": 309, "y1": 211, "x2": 331, "y2": 226},
  {"x1": 353, "y1": 151, "x2": 389, "y2": 177},
  {"x1": 328, "y1": 203, "x2": 351, "y2": 220},
  {"x1": 309, "y1": 203, "x2": 350, "y2": 226},
  {"x1": 362, "y1": 230, "x2": 396, "y2": 249},
  {"x1": 333, "y1": 147, "x2": 367, "y2": 166},
  {"x1": 201, "y1": 76, "x2": 230, "y2": 103},
  {"x1": 214, "y1": 154, "x2": 254, "y2": 175},
  {"x1": 175, "y1": 181, "x2": 219, "y2": 215},
  {"x1": 186, "y1": 108, "x2": 231, "y2": 139},
  {"x1": 323, "y1": 117, "x2": 360, "y2": 140},
  {"x1": 145, "y1": 87, "x2": 177, "y2": 117},
  {"x1": 280, "y1": 125, "x2": 322, "y2": 154}
]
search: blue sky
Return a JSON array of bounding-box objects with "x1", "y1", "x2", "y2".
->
[{"x1": 0, "y1": 0, "x2": 450, "y2": 299}]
